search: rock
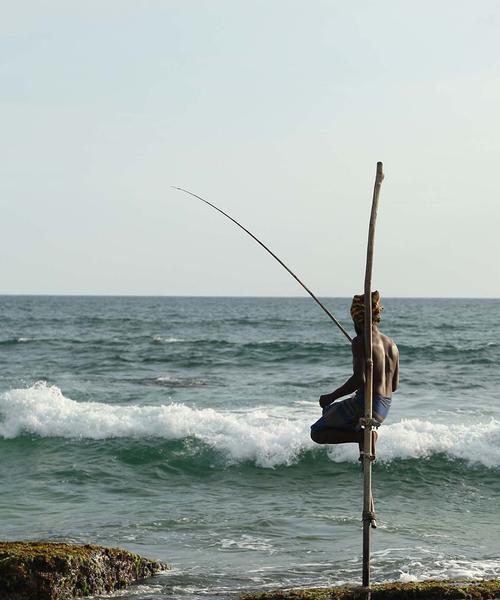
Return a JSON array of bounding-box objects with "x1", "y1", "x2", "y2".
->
[
  {"x1": 0, "y1": 541, "x2": 167, "y2": 600},
  {"x1": 241, "y1": 579, "x2": 500, "y2": 600}
]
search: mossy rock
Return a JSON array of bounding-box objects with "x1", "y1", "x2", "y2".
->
[
  {"x1": 241, "y1": 579, "x2": 500, "y2": 600},
  {"x1": 0, "y1": 541, "x2": 167, "y2": 600}
]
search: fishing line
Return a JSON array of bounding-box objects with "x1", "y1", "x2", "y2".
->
[{"x1": 172, "y1": 186, "x2": 352, "y2": 343}]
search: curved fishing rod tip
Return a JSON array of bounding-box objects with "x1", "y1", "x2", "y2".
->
[{"x1": 170, "y1": 185, "x2": 194, "y2": 196}]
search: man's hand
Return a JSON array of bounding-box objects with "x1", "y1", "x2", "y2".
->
[{"x1": 319, "y1": 393, "x2": 334, "y2": 408}]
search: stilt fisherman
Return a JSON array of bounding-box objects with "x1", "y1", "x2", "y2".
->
[{"x1": 310, "y1": 291, "x2": 399, "y2": 456}]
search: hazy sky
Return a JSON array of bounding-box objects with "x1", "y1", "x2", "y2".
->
[{"x1": 1, "y1": 1, "x2": 499, "y2": 297}]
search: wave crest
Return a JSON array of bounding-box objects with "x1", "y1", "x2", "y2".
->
[{"x1": 0, "y1": 383, "x2": 499, "y2": 469}]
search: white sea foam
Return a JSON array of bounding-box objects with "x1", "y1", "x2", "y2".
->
[
  {"x1": 155, "y1": 375, "x2": 207, "y2": 387},
  {"x1": 0, "y1": 382, "x2": 304, "y2": 468},
  {"x1": 396, "y1": 556, "x2": 500, "y2": 582},
  {"x1": 100, "y1": 583, "x2": 164, "y2": 597},
  {"x1": 1, "y1": 383, "x2": 499, "y2": 469},
  {"x1": 217, "y1": 534, "x2": 274, "y2": 551},
  {"x1": 328, "y1": 417, "x2": 500, "y2": 469},
  {"x1": 384, "y1": 418, "x2": 500, "y2": 467}
]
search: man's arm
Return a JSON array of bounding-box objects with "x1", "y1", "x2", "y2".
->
[{"x1": 319, "y1": 336, "x2": 365, "y2": 408}]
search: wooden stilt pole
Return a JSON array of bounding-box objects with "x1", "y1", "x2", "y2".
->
[{"x1": 361, "y1": 162, "x2": 384, "y2": 598}]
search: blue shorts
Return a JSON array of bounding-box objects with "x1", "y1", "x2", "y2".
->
[{"x1": 310, "y1": 390, "x2": 391, "y2": 434}]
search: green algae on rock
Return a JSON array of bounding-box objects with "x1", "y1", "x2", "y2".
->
[
  {"x1": 0, "y1": 541, "x2": 167, "y2": 600},
  {"x1": 241, "y1": 579, "x2": 500, "y2": 600}
]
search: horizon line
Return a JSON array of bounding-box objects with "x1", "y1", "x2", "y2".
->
[{"x1": 0, "y1": 293, "x2": 499, "y2": 300}]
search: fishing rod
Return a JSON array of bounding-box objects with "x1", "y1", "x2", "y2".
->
[{"x1": 172, "y1": 186, "x2": 352, "y2": 343}]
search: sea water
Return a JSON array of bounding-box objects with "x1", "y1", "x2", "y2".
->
[{"x1": 0, "y1": 296, "x2": 499, "y2": 599}]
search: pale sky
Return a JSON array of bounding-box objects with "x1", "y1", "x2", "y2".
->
[{"x1": 1, "y1": 1, "x2": 499, "y2": 297}]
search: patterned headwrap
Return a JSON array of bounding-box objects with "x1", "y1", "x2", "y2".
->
[{"x1": 350, "y1": 291, "x2": 383, "y2": 326}]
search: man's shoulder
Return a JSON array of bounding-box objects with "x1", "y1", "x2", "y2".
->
[
  {"x1": 379, "y1": 331, "x2": 399, "y2": 354},
  {"x1": 374, "y1": 329, "x2": 398, "y2": 349},
  {"x1": 378, "y1": 330, "x2": 393, "y2": 342}
]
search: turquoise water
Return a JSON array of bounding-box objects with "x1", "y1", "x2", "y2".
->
[{"x1": 0, "y1": 296, "x2": 499, "y2": 598}]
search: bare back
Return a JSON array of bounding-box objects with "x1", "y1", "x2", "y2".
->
[{"x1": 372, "y1": 328, "x2": 399, "y2": 397}]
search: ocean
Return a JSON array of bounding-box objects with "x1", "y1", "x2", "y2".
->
[{"x1": 0, "y1": 295, "x2": 499, "y2": 599}]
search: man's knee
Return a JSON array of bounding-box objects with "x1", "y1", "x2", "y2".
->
[{"x1": 310, "y1": 429, "x2": 326, "y2": 444}]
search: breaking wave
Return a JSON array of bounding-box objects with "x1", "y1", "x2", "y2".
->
[{"x1": 0, "y1": 382, "x2": 499, "y2": 469}]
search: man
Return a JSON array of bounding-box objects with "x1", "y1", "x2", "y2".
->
[{"x1": 310, "y1": 291, "x2": 399, "y2": 454}]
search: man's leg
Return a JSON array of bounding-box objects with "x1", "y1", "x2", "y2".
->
[
  {"x1": 310, "y1": 427, "x2": 362, "y2": 445},
  {"x1": 311, "y1": 427, "x2": 378, "y2": 457}
]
